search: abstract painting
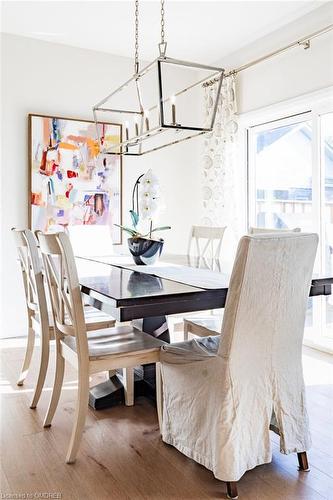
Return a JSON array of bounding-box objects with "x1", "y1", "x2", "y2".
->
[{"x1": 29, "y1": 114, "x2": 122, "y2": 243}]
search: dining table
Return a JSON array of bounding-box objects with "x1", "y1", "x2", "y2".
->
[{"x1": 76, "y1": 253, "x2": 333, "y2": 409}]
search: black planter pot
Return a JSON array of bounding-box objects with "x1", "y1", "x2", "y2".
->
[{"x1": 128, "y1": 237, "x2": 164, "y2": 265}]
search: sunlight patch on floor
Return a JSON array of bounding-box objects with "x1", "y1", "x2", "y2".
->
[{"x1": 302, "y1": 348, "x2": 333, "y2": 387}]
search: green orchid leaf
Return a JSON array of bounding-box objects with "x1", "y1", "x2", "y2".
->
[
  {"x1": 141, "y1": 226, "x2": 171, "y2": 238},
  {"x1": 129, "y1": 210, "x2": 139, "y2": 228},
  {"x1": 150, "y1": 226, "x2": 171, "y2": 232},
  {"x1": 114, "y1": 224, "x2": 139, "y2": 237}
]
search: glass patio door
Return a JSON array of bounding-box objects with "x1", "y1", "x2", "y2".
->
[
  {"x1": 248, "y1": 108, "x2": 333, "y2": 352},
  {"x1": 248, "y1": 113, "x2": 315, "y2": 234}
]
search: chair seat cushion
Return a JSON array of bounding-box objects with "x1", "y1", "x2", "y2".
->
[
  {"x1": 161, "y1": 335, "x2": 220, "y2": 364},
  {"x1": 63, "y1": 325, "x2": 166, "y2": 360}
]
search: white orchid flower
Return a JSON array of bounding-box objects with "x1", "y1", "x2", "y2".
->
[
  {"x1": 139, "y1": 169, "x2": 160, "y2": 220},
  {"x1": 139, "y1": 197, "x2": 159, "y2": 220},
  {"x1": 116, "y1": 168, "x2": 170, "y2": 241},
  {"x1": 141, "y1": 169, "x2": 159, "y2": 193}
]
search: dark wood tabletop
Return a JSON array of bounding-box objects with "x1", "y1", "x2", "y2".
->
[{"x1": 77, "y1": 253, "x2": 333, "y2": 322}]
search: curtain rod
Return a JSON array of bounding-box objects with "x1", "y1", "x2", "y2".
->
[{"x1": 203, "y1": 23, "x2": 333, "y2": 87}]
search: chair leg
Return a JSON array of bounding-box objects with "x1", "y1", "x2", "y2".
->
[
  {"x1": 123, "y1": 367, "x2": 134, "y2": 406},
  {"x1": 156, "y1": 362, "x2": 163, "y2": 433},
  {"x1": 298, "y1": 451, "x2": 310, "y2": 472},
  {"x1": 17, "y1": 322, "x2": 35, "y2": 386},
  {"x1": 30, "y1": 328, "x2": 50, "y2": 409},
  {"x1": 43, "y1": 342, "x2": 65, "y2": 427},
  {"x1": 226, "y1": 482, "x2": 238, "y2": 499},
  {"x1": 66, "y1": 370, "x2": 90, "y2": 464}
]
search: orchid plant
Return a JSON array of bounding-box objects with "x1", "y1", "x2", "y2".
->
[{"x1": 115, "y1": 169, "x2": 171, "y2": 240}]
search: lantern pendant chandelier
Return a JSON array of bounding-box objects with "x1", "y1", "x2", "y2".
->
[{"x1": 93, "y1": 0, "x2": 224, "y2": 156}]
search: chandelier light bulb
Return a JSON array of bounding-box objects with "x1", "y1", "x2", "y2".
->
[
  {"x1": 144, "y1": 110, "x2": 150, "y2": 131},
  {"x1": 134, "y1": 115, "x2": 139, "y2": 136},
  {"x1": 171, "y1": 95, "x2": 176, "y2": 125}
]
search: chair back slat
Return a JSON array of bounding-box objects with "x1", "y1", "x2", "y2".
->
[
  {"x1": 18, "y1": 243, "x2": 38, "y2": 308},
  {"x1": 12, "y1": 228, "x2": 39, "y2": 309},
  {"x1": 11, "y1": 228, "x2": 49, "y2": 326},
  {"x1": 42, "y1": 252, "x2": 73, "y2": 331},
  {"x1": 188, "y1": 225, "x2": 226, "y2": 263},
  {"x1": 38, "y1": 232, "x2": 88, "y2": 360},
  {"x1": 16, "y1": 245, "x2": 33, "y2": 306}
]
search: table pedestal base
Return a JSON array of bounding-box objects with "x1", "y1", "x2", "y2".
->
[
  {"x1": 89, "y1": 316, "x2": 169, "y2": 410},
  {"x1": 89, "y1": 367, "x2": 157, "y2": 410}
]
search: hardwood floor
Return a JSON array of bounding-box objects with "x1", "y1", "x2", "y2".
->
[{"x1": 1, "y1": 338, "x2": 333, "y2": 499}]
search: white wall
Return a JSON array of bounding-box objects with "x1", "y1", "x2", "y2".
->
[
  {"x1": 0, "y1": 33, "x2": 202, "y2": 337},
  {"x1": 216, "y1": 3, "x2": 333, "y2": 113}
]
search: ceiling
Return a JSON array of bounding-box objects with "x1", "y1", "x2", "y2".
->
[{"x1": 1, "y1": 1, "x2": 325, "y2": 64}]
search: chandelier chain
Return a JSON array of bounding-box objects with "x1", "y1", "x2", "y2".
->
[
  {"x1": 134, "y1": 0, "x2": 139, "y2": 73},
  {"x1": 160, "y1": 0, "x2": 165, "y2": 45}
]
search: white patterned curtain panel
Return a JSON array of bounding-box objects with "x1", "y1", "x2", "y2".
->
[{"x1": 201, "y1": 75, "x2": 239, "y2": 245}]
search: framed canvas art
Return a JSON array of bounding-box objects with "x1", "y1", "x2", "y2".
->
[{"x1": 29, "y1": 114, "x2": 122, "y2": 244}]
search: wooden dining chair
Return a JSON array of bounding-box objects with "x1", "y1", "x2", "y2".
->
[
  {"x1": 12, "y1": 229, "x2": 51, "y2": 408},
  {"x1": 183, "y1": 226, "x2": 301, "y2": 340},
  {"x1": 38, "y1": 231, "x2": 165, "y2": 463},
  {"x1": 159, "y1": 232, "x2": 318, "y2": 499},
  {"x1": 188, "y1": 225, "x2": 226, "y2": 263},
  {"x1": 12, "y1": 228, "x2": 116, "y2": 409},
  {"x1": 167, "y1": 225, "x2": 227, "y2": 339}
]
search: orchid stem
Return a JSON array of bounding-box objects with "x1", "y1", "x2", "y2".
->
[
  {"x1": 149, "y1": 220, "x2": 152, "y2": 239},
  {"x1": 132, "y1": 173, "x2": 144, "y2": 216}
]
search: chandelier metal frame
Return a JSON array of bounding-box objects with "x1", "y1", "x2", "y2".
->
[{"x1": 93, "y1": 0, "x2": 224, "y2": 156}]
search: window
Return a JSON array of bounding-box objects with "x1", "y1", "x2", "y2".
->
[
  {"x1": 247, "y1": 94, "x2": 333, "y2": 352},
  {"x1": 249, "y1": 114, "x2": 313, "y2": 232}
]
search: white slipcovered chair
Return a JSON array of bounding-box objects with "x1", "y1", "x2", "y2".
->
[
  {"x1": 184, "y1": 226, "x2": 301, "y2": 340},
  {"x1": 248, "y1": 226, "x2": 301, "y2": 234},
  {"x1": 159, "y1": 232, "x2": 318, "y2": 499}
]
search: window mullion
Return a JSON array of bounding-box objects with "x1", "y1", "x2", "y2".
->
[{"x1": 310, "y1": 111, "x2": 324, "y2": 340}]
